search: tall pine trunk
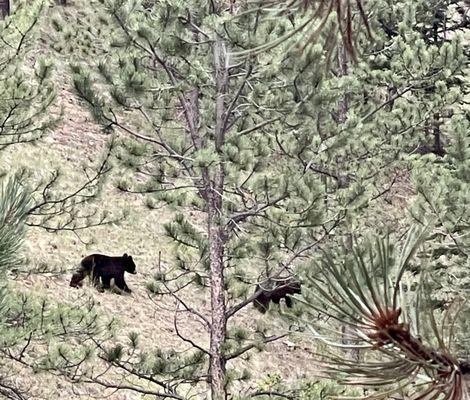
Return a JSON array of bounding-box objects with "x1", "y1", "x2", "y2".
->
[
  {"x1": 208, "y1": 194, "x2": 227, "y2": 399},
  {"x1": 207, "y1": 34, "x2": 229, "y2": 400}
]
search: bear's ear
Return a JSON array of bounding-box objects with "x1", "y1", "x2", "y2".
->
[
  {"x1": 129, "y1": 256, "x2": 133, "y2": 260},
  {"x1": 123, "y1": 253, "x2": 128, "y2": 258}
]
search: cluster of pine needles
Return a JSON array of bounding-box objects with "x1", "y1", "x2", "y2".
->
[{"x1": 299, "y1": 226, "x2": 469, "y2": 400}]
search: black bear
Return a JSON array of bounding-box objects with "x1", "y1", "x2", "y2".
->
[
  {"x1": 253, "y1": 277, "x2": 301, "y2": 313},
  {"x1": 70, "y1": 253, "x2": 137, "y2": 293}
]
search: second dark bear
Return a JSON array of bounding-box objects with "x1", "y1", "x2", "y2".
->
[
  {"x1": 70, "y1": 253, "x2": 137, "y2": 293},
  {"x1": 253, "y1": 277, "x2": 301, "y2": 313}
]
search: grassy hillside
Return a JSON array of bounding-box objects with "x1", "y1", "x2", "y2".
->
[
  {"x1": 4, "y1": 0, "x2": 468, "y2": 398},
  {"x1": 1, "y1": 18, "x2": 320, "y2": 399}
]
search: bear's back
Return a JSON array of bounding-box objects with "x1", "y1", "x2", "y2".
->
[{"x1": 81, "y1": 254, "x2": 118, "y2": 272}]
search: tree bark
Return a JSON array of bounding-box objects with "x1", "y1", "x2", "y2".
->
[
  {"x1": 207, "y1": 33, "x2": 229, "y2": 400},
  {"x1": 337, "y1": 44, "x2": 348, "y2": 123},
  {"x1": 207, "y1": 195, "x2": 227, "y2": 400},
  {"x1": 432, "y1": 112, "x2": 444, "y2": 156}
]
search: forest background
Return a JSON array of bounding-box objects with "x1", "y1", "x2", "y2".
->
[{"x1": 0, "y1": 0, "x2": 469, "y2": 399}]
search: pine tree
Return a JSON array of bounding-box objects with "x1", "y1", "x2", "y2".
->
[
  {"x1": 0, "y1": 177, "x2": 32, "y2": 399},
  {"x1": 0, "y1": 0, "x2": 118, "y2": 234},
  {"x1": 0, "y1": 3, "x2": 114, "y2": 398},
  {"x1": 0, "y1": 1, "x2": 56, "y2": 148},
  {"x1": 50, "y1": 0, "x2": 468, "y2": 397},
  {"x1": 68, "y1": 0, "x2": 357, "y2": 397},
  {"x1": 0, "y1": 177, "x2": 30, "y2": 276},
  {"x1": 300, "y1": 226, "x2": 469, "y2": 399},
  {"x1": 374, "y1": 0, "x2": 470, "y2": 364},
  {"x1": 296, "y1": 1, "x2": 470, "y2": 396}
]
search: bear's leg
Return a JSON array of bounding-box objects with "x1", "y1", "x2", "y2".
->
[
  {"x1": 91, "y1": 272, "x2": 101, "y2": 286},
  {"x1": 92, "y1": 274, "x2": 104, "y2": 292},
  {"x1": 101, "y1": 275, "x2": 111, "y2": 290},
  {"x1": 285, "y1": 296, "x2": 293, "y2": 308},
  {"x1": 253, "y1": 293, "x2": 270, "y2": 313},
  {"x1": 115, "y1": 275, "x2": 132, "y2": 293}
]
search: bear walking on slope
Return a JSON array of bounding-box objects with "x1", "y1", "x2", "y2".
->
[
  {"x1": 253, "y1": 277, "x2": 301, "y2": 313},
  {"x1": 70, "y1": 253, "x2": 137, "y2": 293}
]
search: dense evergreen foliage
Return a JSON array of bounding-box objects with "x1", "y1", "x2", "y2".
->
[
  {"x1": 59, "y1": 0, "x2": 469, "y2": 397},
  {"x1": 0, "y1": 3, "x2": 114, "y2": 399},
  {"x1": 0, "y1": 0, "x2": 468, "y2": 398},
  {"x1": 0, "y1": 1, "x2": 55, "y2": 148}
]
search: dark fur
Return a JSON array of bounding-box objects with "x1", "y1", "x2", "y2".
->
[
  {"x1": 253, "y1": 278, "x2": 301, "y2": 313},
  {"x1": 70, "y1": 253, "x2": 137, "y2": 293}
]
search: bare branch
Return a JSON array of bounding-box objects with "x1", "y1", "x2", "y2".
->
[
  {"x1": 226, "y1": 333, "x2": 288, "y2": 360},
  {"x1": 173, "y1": 309, "x2": 211, "y2": 356},
  {"x1": 226, "y1": 193, "x2": 289, "y2": 232}
]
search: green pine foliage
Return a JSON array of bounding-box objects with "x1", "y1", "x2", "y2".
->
[
  {"x1": 0, "y1": 1, "x2": 57, "y2": 148},
  {"x1": 0, "y1": 178, "x2": 30, "y2": 274},
  {"x1": 0, "y1": 177, "x2": 110, "y2": 399},
  {"x1": 62, "y1": 0, "x2": 352, "y2": 395},
  {"x1": 37, "y1": 0, "x2": 469, "y2": 397},
  {"x1": 410, "y1": 117, "x2": 470, "y2": 354},
  {"x1": 299, "y1": 227, "x2": 468, "y2": 399},
  {"x1": 0, "y1": 4, "x2": 117, "y2": 399},
  {"x1": 381, "y1": 0, "x2": 470, "y2": 362},
  {"x1": 0, "y1": 0, "x2": 115, "y2": 234}
]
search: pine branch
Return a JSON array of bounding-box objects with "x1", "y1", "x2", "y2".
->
[
  {"x1": 249, "y1": 391, "x2": 294, "y2": 399},
  {"x1": 81, "y1": 378, "x2": 185, "y2": 400},
  {"x1": 0, "y1": 378, "x2": 28, "y2": 400},
  {"x1": 106, "y1": 110, "x2": 197, "y2": 179},
  {"x1": 86, "y1": 336, "x2": 186, "y2": 397},
  {"x1": 225, "y1": 333, "x2": 288, "y2": 360},
  {"x1": 301, "y1": 227, "x2": 469, "y2": 399},
  {"x1": 25, "y1": 139, "x2": 116, "y2": 233},
  {"x1": 161, "y1": 277, "x2": 211, "y2": 330},
  {"x1": 173, "y1": 311, "x2": 211, "y2": 356},
  {"x1": 221, "y1": 67, "x2": 253, "y2": 136},
  {"x1": 226, "y1": 193, "x2": 289, "y2": 231}
]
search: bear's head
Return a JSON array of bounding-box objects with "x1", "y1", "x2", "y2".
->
[{"x1": 122, "y1": 253, "x2": 137, "y2": 274}]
